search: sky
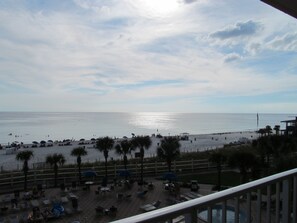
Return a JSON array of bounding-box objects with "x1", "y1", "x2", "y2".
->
[{"x1": 0, "y1": 0, "x2": 297, "y2": 113}]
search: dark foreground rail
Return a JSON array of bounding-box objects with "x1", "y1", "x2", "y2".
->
[{"x1": 111, "y1": 168, "x2": 297, "y2": 223}]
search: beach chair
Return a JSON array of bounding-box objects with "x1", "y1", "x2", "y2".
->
[
  {"x1": 152, "y1": 200, "x2": 161, "y2": 208},
  {"x1": 140, "y1": 200, "x2": 161, "y2": 212}
]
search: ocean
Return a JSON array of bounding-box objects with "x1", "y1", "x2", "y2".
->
[{"x1": 0, "y1": 112, "x2": 293, "y2": 145}]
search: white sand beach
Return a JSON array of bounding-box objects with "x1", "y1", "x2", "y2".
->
[{"x1": 0, "y1": 131, "x2": 258, "y2": 171}]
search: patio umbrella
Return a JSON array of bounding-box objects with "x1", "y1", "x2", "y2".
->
[
  {"x1": 40, "y1": 140, "x2": 46, "y2": 144},
  {"x1": 163, "y1": 172, "x2": 177, "y2": 181},
  {"x1": 32, "y1": 141, "x2": 38, "y2": 144},
  {"x1": 82, "y1": 170, "x2": 98, "y2": 178},
  {"x1": 47, "y1": 140, "x2": 53, "y2": 143},
  {"x1": 79, "y1": 138, "x2": 85, "y2": 142},
  {"x1": 117, "y1": 169, "x2": 131, "y2": 177},
  {"x1": 91, "y1": 138, "x2": 96, "y2": 141}
]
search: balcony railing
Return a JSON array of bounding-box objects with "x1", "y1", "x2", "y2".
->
[{"x1": 111, "y1": 168, "x2": 297, "y2": 223}]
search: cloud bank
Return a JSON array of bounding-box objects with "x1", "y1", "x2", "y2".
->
[{"x1": 0, "y1": 0, "x2": 297, "y2": 113}]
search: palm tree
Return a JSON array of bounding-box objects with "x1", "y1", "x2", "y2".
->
[
  {"x1": 96, "y1": 137, "x2": 115, "y2": 179},
  {"x1": 209, "y1": 151, "x2": 226, "y2": 191},
  {"x1": 46, "y1": 153, "x2": 66, "y2": 187},
  {"x1": 131, "y1": 135, "x2": 152, "y2": 184},
  {"x1": 257, "y1": 128, "x2": 266, "y2": 137},
  {"x1": 115, "y1": 139, "x2": 134, "y2": 170},
  {"x1": 228, "y1": 151, "x2": 257, "y2": 183},
  {"x1": 71, "y1": 147, "x2": 87, "y2": 182},
  {"x1": 265, "y1": 125, "x2": 272, "y2": 136},
  {"x1": 273, "y1": 125, "x2": 280, "y2": 135},
  {"x1": 16, "y1": 150, "x2": 34, "y2": 191},
  {"x1": 256, "y1": 136, "x2": 272, "y2": 167},
  {"x1": 157, "y1": 137, "x2": 180, "y2": 172}
]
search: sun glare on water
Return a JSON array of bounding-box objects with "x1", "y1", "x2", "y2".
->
[{"x1": 129, "y1": 112, "x2": 176, "y2": 131}]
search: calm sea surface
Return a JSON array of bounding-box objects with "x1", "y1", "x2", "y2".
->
[{"x1": 0, "y1": 112, "x2": 293, "y2": 144}]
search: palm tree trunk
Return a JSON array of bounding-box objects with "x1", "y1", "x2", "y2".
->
[
  {"x1": 140, "y1": 148, "x2": 144, "y2": 184},
  {"x1": 78, "y1": 164, "x2": 81, "y2": 182},
  {"x1": 124, "y1": 155, "x2": 127, "y2": 170},
  {"x1": 54, "y1": 165, "x2": 58, "y2": 187},
  {"x1": 167, "y1": 160, "x2": 171, "y2": 172},
  {"x1": 105, "y1": 157, "x2": 108, "y2": 178},
  {"x1": 24, "y1": 172, "x2": 27, "y2": 191}
]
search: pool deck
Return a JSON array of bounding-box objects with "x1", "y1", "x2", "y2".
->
[{"x1": 0, "y1": 181, "x2": 268, "y2": 223}]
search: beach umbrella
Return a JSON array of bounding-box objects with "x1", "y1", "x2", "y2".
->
[
  {"x1": 82, "y1": 170, "x2": 97, "y2": 178},
  {"x1": 40, "y1": 140, "x2": 46, "y2": 144},
  {"x1": 90, "y1": 138, "x2": 96, "y2": 141},
  {"x1": 79, "y1": 138, "x2": 85, "y2": 142},
  {"x1": 32, "y1": 141, "x2": 38, "y2": 144},
  {"x1": 163, "y1": 172, "x2": 177, "y2": 181},
  {"x1": 48, "y1": 140, "x2": 53, "y2": 143},
  {"x1": 117, "y1": 169, "x2": 131, "y2": 177}
]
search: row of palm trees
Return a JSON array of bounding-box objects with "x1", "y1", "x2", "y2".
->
[
  {"x1": 15, "y1": 135, "x2": 181, "y2": 191},
  {"x1": 209, "y1": 133, "x2": 297, "y2": 191}
]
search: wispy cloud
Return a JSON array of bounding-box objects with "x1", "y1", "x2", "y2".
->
[
  {"x1": 0, "y1": 0, "x2": 297, "y2": 112},
  {"x1": 210, "y1": 20, "x2": 262, "y2": 40},
  {"x1": 224, "y1": 53, "x2": 242, "y2": 63},
  {"x1": 267, "y1": 32, "x2": 297, "y2": 52}
]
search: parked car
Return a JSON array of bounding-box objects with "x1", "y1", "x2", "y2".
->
[{"x1": 191, "y1": 180, "x2": 199, "y2": 192}]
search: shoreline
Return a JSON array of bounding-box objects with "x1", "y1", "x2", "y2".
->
[{"x1": 0, "y1": 130, "x2": 259, "y2": 171}]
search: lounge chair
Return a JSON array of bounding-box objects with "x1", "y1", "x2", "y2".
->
[
  {"x1": 184, "y1": 192, "x2": 202, "y2": 199},
  {"x1": 140, "y1": 200, "x2": 161, "y2": 212}
]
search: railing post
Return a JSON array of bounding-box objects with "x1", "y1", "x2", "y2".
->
[
  {"x1": 191, "y1": 208, "x2": 198, "y2": 223},
  {"x1": 266, "y1": 185, "x2": 271, "y2": 223},
  {"x1": 293, "y1": 176, "x2": 297, "y2": 223},
  {"x1": 222, "y1": 200, "x2": 227, "y2": 223},
  {"x1": 207, "y1": 206, "x2": 212, "y2": 222},
  {"x1": 256, "y1": 189, "x2": 261, "y2": 223},
  {"x1": 276, "y1": 182, "x2": 280, "y2": 222},
  {"x1": 282, "y1": 179, "x2": 290, "y2": 223},
  {"x1": 247, "y1": 192, "x2": 251, "y2": 223},
  {"x1": 235, "y1": 197, "x2": 239, "y2": 223}
]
